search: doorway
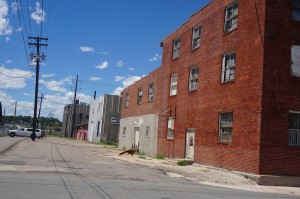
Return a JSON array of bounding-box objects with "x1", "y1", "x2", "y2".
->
[
  {"x1": 134, "y1": 127, "x2": 140, "y2": 147},
  {"x1": 185, "y1": 129, "x2": 195, "y2": 160}
]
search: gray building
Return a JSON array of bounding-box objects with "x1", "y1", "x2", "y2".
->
[
  {"x1": 62, "y1": 101, "x2": 90, "y2": 138},
  {"x1": 88, "y1": 94, "x2": 121, "y2": 144}
]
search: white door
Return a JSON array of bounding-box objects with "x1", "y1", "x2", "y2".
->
[
  {"x1": 134, "y1": 127, "x2": 140, "y2": 147},
  {"x1": 185, "y1": 129, "x2": 195, "y2": 160}
]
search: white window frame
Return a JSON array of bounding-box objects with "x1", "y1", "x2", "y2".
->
[
  {"x1": 189, "y1": 66, "x2": 199, "y2": 91},
  {"x1": 219, "y1": 112, "x2": 233, "y2": 143},
  {"x1": 221, "y1": 52, "x2": 236, "y2": 83},
  {"x1": 192, "y1": 25, "x2": 202, "y2": 50},
  {"x1": 224, "y1": 1, "x2": 238, "y2": 33},
  {"x1": 167, "y1": 117, "x2": 175, "y2": 140},
  {"x1": 170, "y1": 74, "x2": 178, "y2": 96},
  {"x1": 172, "y1": 38, "x2": 180, "y2": 59},
  {"x1": 292, "y1": 0, "x2": 300, "y2": 21},
  {"x1": 291, "y1": 45, "x2": 300, "y2": 77},
  {"x1": 137, "y1": 87, "x2": 142, "y2": 105},
  {"x1": 289, "y1": 111, "x2": 300, "y2": 146},
  {"x1": 125, "y1": 93, "x2": 129, "y2": 108},
  {"x1": 148, "y1": 82, "x2": 154, "y2": 102}
]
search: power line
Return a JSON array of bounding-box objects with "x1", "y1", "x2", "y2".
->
[
  {"x1": 0, "y1": 71, "x2": 33, "y2": 78},
  {"x1": 15, "y1": 0, "x2": 34, "y2": 78},
  {"x1": 40, "y1": 0, "x2": 44, "y2": 37},
  {"x1": 26, "y1": 0, "x2": 32, "y2": 37}
]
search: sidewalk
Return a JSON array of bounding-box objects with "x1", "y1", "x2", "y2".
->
[{"x1": 112, "y1": 150, "x2": 300, "y2": 197}]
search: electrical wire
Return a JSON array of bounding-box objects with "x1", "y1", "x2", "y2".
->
[
  {"x1": 0, "y1": 71, "x2": 33, "y2": 78},
  {"x1": 26, "y1": 0, "x2": 32, "y2": 36},
  {"x1": 253, "y1": 0, "x2": 264, "y2": 46},
  {"x1": 40, "y1": 0, "x2": 44, "y2": 37},
  {"x1": 15, "y1": 0, "x2": 34, "y2": 78}
]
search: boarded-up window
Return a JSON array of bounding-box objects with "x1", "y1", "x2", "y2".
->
[
  {"x1": 291, "y1": 45, "x2": 300, "y2": 77},
  {"x1": 167, "y1": 117, "x2": 175, "y2": 140}
]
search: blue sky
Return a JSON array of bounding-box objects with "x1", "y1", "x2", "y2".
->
[{"x1": 0, "y1": 0, "x2": 210, "y2": 120}]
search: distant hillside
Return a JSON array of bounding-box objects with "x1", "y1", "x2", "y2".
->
[{"x1": 3, "y1": 115, "x2": 62, "y2": 128}]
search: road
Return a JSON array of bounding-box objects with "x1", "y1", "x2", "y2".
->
[{"x1": 0, "y1": 137, "x2": 297, "y2": 199}]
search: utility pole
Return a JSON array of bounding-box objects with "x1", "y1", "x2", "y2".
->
[
  {"x1": 37, "y1": 94, "x2": 46, "y2": 129},
  {"x1": 13, "y1": 101, "x2": 17, "y2": 128},
  {"x1": 28, "y1": 36, "x2": 48, "y2": 141},
  {"x1": 70, "y1": 75, "x2": 78, "y2": 138},
  {"x1": 0, "y1": 102, "x2": 3, "y2": 126}
]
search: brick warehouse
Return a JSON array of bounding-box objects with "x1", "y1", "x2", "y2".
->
[{"x1": 119, "y1": 0, "x2": 300, "y2": 177}]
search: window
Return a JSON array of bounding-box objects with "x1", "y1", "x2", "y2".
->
[
  {"x1": 172, "y1": 38, "x2": 180, "y2": 59},
  {"x1": 79, "y1": 113, "x2": 83, "y2": 120},
  {"x1": 289, "y1": 111, "x2": 300, "y2": 146},
  {"x1": 170, "y1": 74, "x2": 178, "y2": 96},
  {"x1": 167, "y1": 117, "x2": 175, "y2": 140},
  {"x1": 96, "y1": 121, "x2": 100, "y2": 137},
  {"x1": 192, "y1": 25, "x2": 202, "y2": 49},
  {"x1": 137, "y1": 88, "x2": 142, "y2": 105},
  {"x1": 221, "y1": 52, "x2": 236, "y2": 83},
  {"x1": 148, "y1": 82, "x2": 154, "y2": 102},
  {"x1": 122, "y1": 127, "x2": 126, "y2": 136},
  {"x1": 219, "y1": 112, "x2": 233, "y2": 142},
  {"x1": 146, "y1": 126, "x2": 150, "y2": 137},
  {"x1": 224, "y1": 1, "x2": 238, "y2": 33},
  {"x1": 189, "y1": 66, "x2": 199, "y2": 91},
  {"x1": 291, "y1": 45, "x2": 300, "y2": 77},
  {"x1": 125, "y1": 93, "x2": 129, "y2": 108},
  {"x1": 292, "y1": 0, "x2": 300, "y2": 21}
]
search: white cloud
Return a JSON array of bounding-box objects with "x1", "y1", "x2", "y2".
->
[
  {"x1": 95, "y1": 61, "x2": 108, "y2": 69},
  {"x1": 42, "y1": 73, "x2": 55, "y2": 78},
  {"x1": 0, "y1": 66, "x2": 32, "y2": 89},
  {"x1": 79, "y1": 46, "x2": 94, "y2": 52},
  {"x1": 149, "y1": 53, "x2": 162, "y2": 62},
  {"x1": 113, "y1": 75, "x2": 142, "y2": 95},
  {"x1": 129, "y1": 67, "x2": 134, "y2": 71},
  {"x1": 23, "y1": 92, "x2": 31, "y2": 96},
  {"x1": 89, "y1": 77, "x2": 102, "y2": 81},
  {"x1": 0, "y1": 0, "x2": 13, "y2": 36},
  {"x1": 114, "y1": 76, "x2": 125, "y2": 82},
  {"x1": 5, "y1": 59, "x2": 11, "y2": 64},
  {"x1": 122, "y1": 76, "x2": 142, "y2": 88},
  {"x1": 116, "y1": 60, "x2": 124, "y2": 67},
  {"x1": 42, "y1": 92, "x2": 93, "y2": 120},
  {"x1": 112, "y1": 87, "x2": 123, "y2": 96},
  {"x1": 39, "y1": 78, "x2": 70, "y2": 93},
  {"x1": 31, "y1": 2, "x2": 46, "y2": 24}
]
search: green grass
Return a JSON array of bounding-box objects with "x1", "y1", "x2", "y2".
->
[
  {"x1": 96, "y1": 140, "x2": 117, "y2": 147},
  {"x1": 137, "y1": 151, "x2": 146, "y2": 156},
  {"x1": 177, "y1": 160, "x2": 194, "y2": 166},
  {"x1": 155, "y1": 154, "x2": 165, "y2": 160}
]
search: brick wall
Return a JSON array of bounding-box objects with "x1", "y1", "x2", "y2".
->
[
  {"x1": 260, "y1": 0, "x2": 300, "y2": 176},
  {"x1": 121, "y1": 67, "x2": 162, "y2": 119},
  {"x1": 157, "y1": 0, "x2": 265, "y2": 174}
]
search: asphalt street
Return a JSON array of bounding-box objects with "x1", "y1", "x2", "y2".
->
[{"x1": 0, "y1": 137, "x2": 298, "y2": 199}]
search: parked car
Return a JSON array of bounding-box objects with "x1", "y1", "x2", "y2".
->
[{"x1": 8, "y1": 128, "x2": 42, "y2": 138}]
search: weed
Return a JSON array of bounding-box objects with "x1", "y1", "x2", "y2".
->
[{"x1": 155, "y1": 154, "x2": 165, "y2": 160}]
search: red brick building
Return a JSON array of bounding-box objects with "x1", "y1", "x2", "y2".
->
[
  {"x1": 120, "y1": 0, "x2": 300, "y2": 176},
  {"x1": 119, "y1": 68, "x2": 162, "y2": 156}
]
